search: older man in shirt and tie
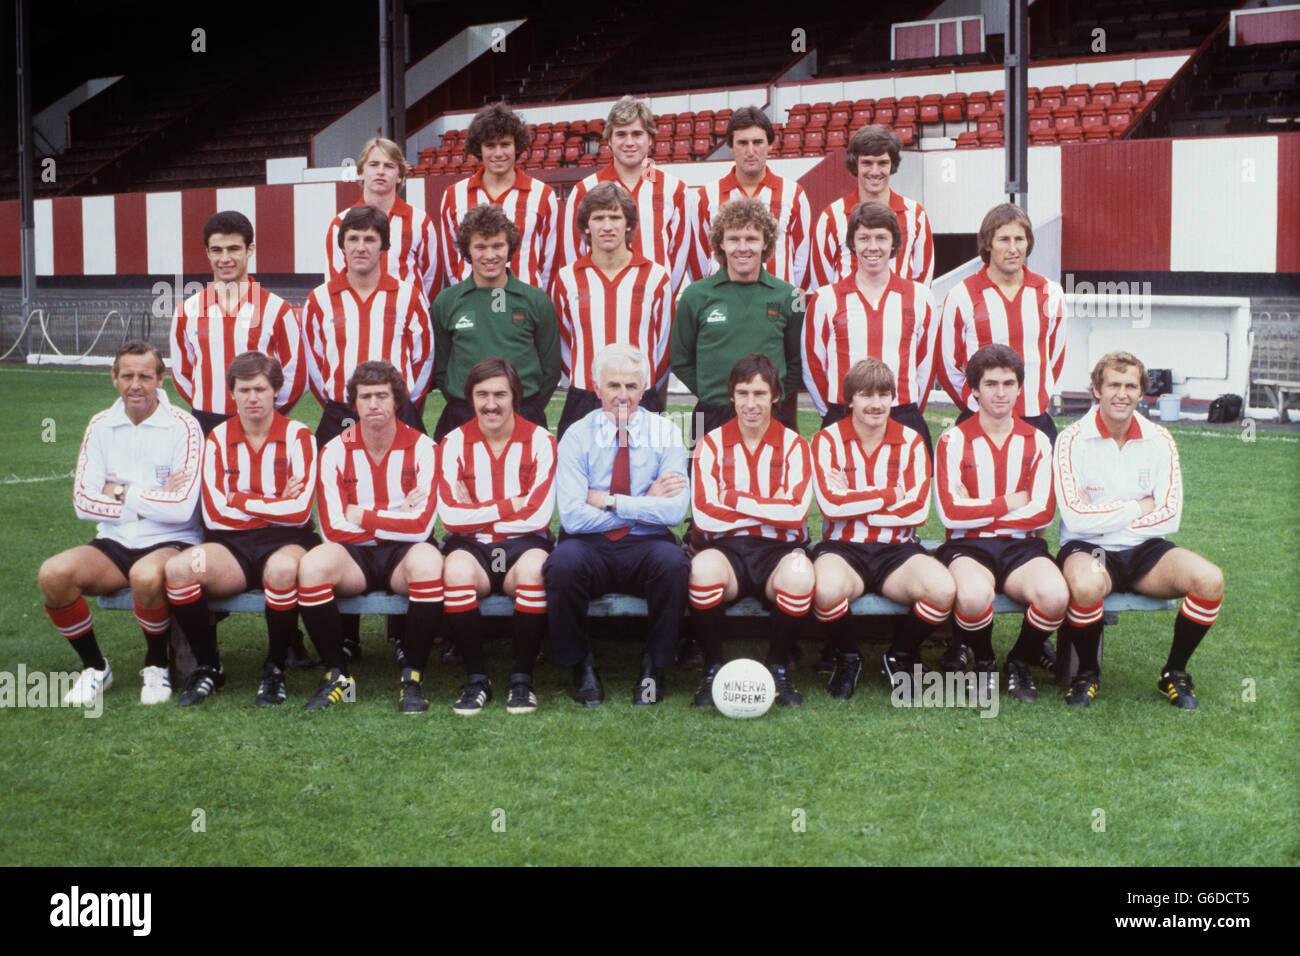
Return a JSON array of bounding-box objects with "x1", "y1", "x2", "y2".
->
[{"x1": 544, "y1": 344, "x2": 691, "y2": 707}]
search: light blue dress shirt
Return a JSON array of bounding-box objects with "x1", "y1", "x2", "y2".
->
[{"x1": 555, "y1": 407, "x2": 690, "y2": 535}]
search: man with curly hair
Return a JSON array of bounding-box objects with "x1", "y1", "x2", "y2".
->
[{"x1": 439, "y1": 103, "x2": 559, "y2": 290}]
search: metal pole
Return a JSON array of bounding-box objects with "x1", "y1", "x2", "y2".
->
[
  {"x1": 17, "y1": 0, "x2": 36, "y2": 343},
  {"x1": 1005, "y1": 0, "x2": 1029, "y2": 214}
]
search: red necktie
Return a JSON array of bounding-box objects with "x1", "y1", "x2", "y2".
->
[{"x1": 605, "y1": 427, "x2": 630, "y2": 541}]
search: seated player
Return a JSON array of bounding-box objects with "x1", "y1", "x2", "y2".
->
[
  {"x1": 551, "y1": 181, "x2": 673, "y2": 439},
  {"x1": 689, "y1": 353, "x2": 814, "y2": 709},
  {"x1": 543, "y1": 344, "x2": 690, "y2": 707},
  {"x1": 810, "y1": 359, "x2": 954, "y2": 700},
  {"x1": 933, "y1": 344, "x2": 1068, "y2": 702},
  {"x1": 162, "y1": 352, "x2": 320, "y2": 707},
  {"x1": 37, "y1": 340, "x2": 202, "y2": 707},
  {"x1": 296, "y1": 361, "x2": 442, "y2": 712},
  {"x1": 438, "y1": 357, "x2": 557, "y2": 715},
  {"x1": 1054, "y1": 351, "x2": 1224, "y2": 708}
]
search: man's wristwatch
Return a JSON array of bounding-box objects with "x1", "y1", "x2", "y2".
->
[
  {"x1": 111, "y1": 484, "x2": 126, "y2": 502},
  {"x1": 604, "y1": 495, "x2": 618, "y2": 513}
]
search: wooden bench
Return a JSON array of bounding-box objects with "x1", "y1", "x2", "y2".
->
[{"x1": 1252, "y1": 377, "x2": 1300, "y2": 423}]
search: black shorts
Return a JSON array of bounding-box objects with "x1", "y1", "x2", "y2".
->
[
  {"x1": 342, "y1": 540, "x2": 420, "y2": 592},
  {"x1": 811, "y1": 539, "x2": 928, "y2": 594},
  {"x1": 441, "y1": 533, "x2": 554, "y2": 592},
  {"x1": 1056, "y1": 537, "x2": 1177, "y2": 593},
  {"x1": 88, "y1": 537, "x2": 191, "y2": 581},
  {"x1": 206, "y1": 525, "x2": 321, "y2": 588},
  {"x1": 690, "y1": 532, "x2": 808, "y2": 602},
  {"x1": 935, "y1": 536, "x2": 1052, "y2": 591}
]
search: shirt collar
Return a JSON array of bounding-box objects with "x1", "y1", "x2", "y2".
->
[
  {"x1": 467, "y1": 165, "x2": 533, "y2": 196},
  {"x1": 224, "y1": 410, "x2": 289, "y2": 447},
  {"x1": 1089, "y1": 406, "x2": 1146, "y2": 443},
  {"x1": 103, "y1": 389, "x2": 174, "y2": 428},
  {"x1": 721, "y1": 415, "x2": 786, "y2": 451},
  {"x1": 973, "y1": 264, "x2": 1047, "y2": 294},
  {"x1": 594, "y1": 406, "x2": 651, "y2": 444},
  {"x1": 328, "y1": 271, "x2": 400, "y2": 295},
  {"x1": 836, "y1": 414, "x2": 906, "y2": 447},
  {"x1": 713, "y1": 267, "x2": 779, "y2": 289},
  {"x1": 720, "y1": 166, "x2": 779, "y2": 195},
  {"x1": 597, "y1": 162, "x2": 654, "y2": 188},
  {"x1": 343, "y1": 418, "x2": 421, "y2": 451}
]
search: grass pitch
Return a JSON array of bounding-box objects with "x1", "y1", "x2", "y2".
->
[{"x1": 1, "y1": 365, "x2": 1296, "y2": 866}]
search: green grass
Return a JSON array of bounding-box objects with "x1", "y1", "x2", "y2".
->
[{"x1": 1, "y1": 365, "x2": 1297, "y2": 866}]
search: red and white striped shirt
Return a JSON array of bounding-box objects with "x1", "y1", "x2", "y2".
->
[
  {"x1": 692, "y1": 167, "x2": 812, "y2": 290},
  {"x1": 301, "y1": 272, "x2": 433, "y2": 406},
  {"x1": 439, "y1": 167, "x2": 559, "y2": 291},
  {"x1": 812, "y1": 417, "x2": 930, "y2": 544},
  {"x1": 801, "y1": 273, "x2": 940, "y2": 415},
  {"x1": 170, "y1": 280, "x2": 307, "y2": 415},
  {"x1": 317, "y1": 421, "x2": 439, "y2": 545},
  {"x1": 559, "y1": 163, "x2": 697, "y2": 291},
  {"x1": 201, "y1": 412, "x2": 317, "y2": 532},
  {"x1": 1054, "y1": 409, "x2": 1182, "y2": 549},
  {"x1": 809, "y1": 189, "x2": 934, "y2": 290},
  {"x1": 325, "y1": 197, "x2": 440, "y2": 304},
  {"x1": 73, "y1": 390, "x2": 203, "y2": 550},
  {"x1": 551, "y1": 252, "x2": 674, "y2": 391},
  {"x1": 938, "y1": 266, "x2": 1066, "y2": 418},
  {"x1": 692, "y1": 418, "x2": 812, "y2": 544},
  {"x1": 933, "y1": 416, "x2": 1055, "y2": 539},
  {"x1": 437, "y1": 417, "x2": 557, "y2": 544}
]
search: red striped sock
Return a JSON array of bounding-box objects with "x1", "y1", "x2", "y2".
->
[
  {"x1": 513, "y1": 584, "x2": 547, "y2": 614},
  {"x1": 1025, "y1": 604, "x2": 1065, "y2": 633},
  {"x1": 914, "y1": 599, "x2": 952, "y2": 626},
  {"x1": 814, "y1": 597, "x2": 849, "y2": 622},
  {"x1": 46, "y1": 597, "x2": 93, "y2": 639},
  {"x1": 689, "y1": 582, "x2": 726, "y2": 610},
  {"x1": 1180, "y1": 594, "x2": 1222, "y2": 627},
  {"x1": 408, "y1": 578, "x2": 444, "y2": 604},
  {"x1": 1066, "y1": 600, "x2": 1104, "y2": 627},
  {"x1": 443, "y1": 584, "x2": 478, "y2": 613},
  {"x1": 165, "y1": 582, "x2": 203, "y2": 606},
  {"x1": 297, "y1": 584, "x2": 335, "y2": 608},
  {"x1": 263, "y1": 586, "x2": 298, "y2": 612},
  {"x1": 775, "y1": 588, "x2": 813, "y2": 617},
  {"x1": 133, "y1": 600, "x2": 171, "y2": 635}
]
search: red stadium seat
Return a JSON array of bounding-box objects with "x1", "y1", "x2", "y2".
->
[
  {"x1": 1081, "y1": 105, "x2": 1107, "y2": 131},
  {"x1": 1057, "y1": 130, "x2": 1083, "y2": 145},
  {"x1": 966, "y1": 93, "x2": 990, "y2": 119},
  {"x1": 692, "y1": 135, "x2": 712, "y2": 157},
  {"x1": 851, "y1": 106, "x2": 874, "y2": 127},
  {"x1": 674, "y1": 120, "x2": 693, "y2": 138},
  {"x1": 956, "y1": 130, "x2": 981, "y2": 149},
  {"x1": 977, "y1": 114, "x2": 1002, "y2": 135},
  {"x1": 874, "y1": 97, "x2": 897, "y2": 125},
  {"x1": 786, "y1": 107, "x2": 809, "y2": 130},
  {"x1": 803, "y1": 129, "x2": 826, "y2": 153},
  {"x1": 657, "y1": 120, "x2": 674, "y2": 140},
  {"x1": 1084, "y1": 129, "x2": 1111, "y2": 143},
  {"x1": 976, "y1": 127, "x2": 1002, "y2": 147},
  {"x1": 564, "y1": 143, "x2": 582, "y2": 164},
  {"x1": 598, "y1": 142, "x2": 613, "y2": 162},
  {"x1": 1106, "y1": 105, "x2": 1134, "y2": 130},
  {"x1": 807, "y1": 106, "x2": 830, "y2": 130},
  {"x1": 589, "y1": 119, "x2": 605, "y2": 137},
  {"x1": 1029, "y1": 129, "x2": 1058, "y2": 146},
  {"x1": 828, "y1": 105, "x2": 850, "y2": 129},
  {"x1": 1028, "y1": 108, "x2": 1053, "y2": 133},
  {"x1": 1091, "y1": 82, "x2": 1117, "y2": 107},
  {"x1": 780, "y1": 129, "x2": 804, "y2": 156},
  {"x1": 1053, "y1": 107, "x2": 1080, "y2": 132},
  {"x1": 569, "y1": 120, "x2": 589, "y2": 136},
  {"x1": 1065, "y1": 83, "x2": 1091, "y2": 109},
  {"x1": 672, "y1": 138, "x2": 691, "y2": 159},
  {"x1": 919, "y1": 94, "x2": 943, "y2": 124},
  {"x1": 549, "y1": 129, "x2": 567, "y2": 145},
  {"x1": 941, "y1": 92, "x2": 966, "y2": 122},
  {"x1": 652, "y1": 140, "x2": 671, "y2": 161},
  {"x1": 1142, "y1": 79, "x2": 1167, "y2": 104},
  {"x1": 1116, "y1": 81, "x2": 1143, "y2": 108},
  {"x1": 545, "y1": 145, "x2": 564, "y2": 164},
  {"x1": 578, "y1": 155, "x2": 598, "y2": 167},
  {"x1": 714, "y1": 109, "x2": 733, "y2": 137},
  {"x1": 896, "y1": 96, "x2": 921, "y2": 125},
  {"x1": 826, "y1": 127, "x2": 847, "y2": 149},
  {"x1": 1039, "y1": 86, "x2": 1065, "y2": 111},
  {"x1": 694, "y1": 116, "x2": 713, "y2": 136},
  {"x1": 894, "y1": 124, "x2": 918, "y2": 147}
]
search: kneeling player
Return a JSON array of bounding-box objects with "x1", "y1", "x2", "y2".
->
[
  {"x1": 689, "y1": 354, "x2": 814, "y2": 708},
  {"x1": 1053, "y1": 351, "x2": 1223, "y2": 708},
  {"x1": 438, "y1": 357, "x2": 557, "y2": 714},
  {"x1": 933, "y1": 344, "x2": 1068, "y2": 702},
  {"x1": 163, "y1": 352, "x2": 320, "y2": 707},
  {"x1": 38, "y1": 340, "x2": 202, "y2": 707},
  {"x1": 297, "y1": 362, "x2": 442, "y2": 711},
  {"x1": 810, "y1": 359, "x2": 954, "y2": 700}
]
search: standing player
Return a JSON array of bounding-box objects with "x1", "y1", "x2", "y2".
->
[
  {"x1": 1053, "y1": 352, "x2": 1224, "y2": 708},
  {"x1": 170, "y1": 211, "x2": 306, "y2": 436},
  {"x1": 431, "y1": 204, "x2": 561, "y2": 442},
  {"x1": 802, "y1": 200, "x2": 940, "y2": 458},
  {"x1": 438, "y1": 358, "x2": 557, "y2": 715},
  {"x1": 295, "y1": 362, "x2": 442, "y2": 712},
  {"x1": 809, "y1": 125, "x2": 933, "y2": 290},
  {"x1": 162, "y1": 352, "x2": 320, "y2": 707},
  {"x1": 691, "y1": 106, "x2": 812, "y2": 291},
  {"x1": 303, "y1": 204, "x2": 434, "y2": 445},
  {"x1": 938, "y1": 203, "x2": 1065, "y2": 444},
  {"x1": 325, "y1": 136, "x2": 440, "y2": 305},
  {"x1": 671, "y1": 198, "x2": 802, "y2": 439},
  {"x1": 439, "y1": 103, "x2": 559, "y2": 290},
  {"x1": 932, "y1": 344, "x2": 1068, "y2": 702},
  {"x1": 551, "y1": 182, "x2": 673, "y2": 438},
  {"x1": 558, "y1": 95, "x2": 697, "y2": 291},
  {"x1": 688, "y1": 354, "x2": 814, "y2": 709},
  {"x1": 543, "y1": 345, "x2": 691, "y2": 707},
  {"x1": 37, "y1": 341, "x2": 202, "y2": 707},
  {"x1": 810, "y1": 359, "x2": 954, "y2": 700}
]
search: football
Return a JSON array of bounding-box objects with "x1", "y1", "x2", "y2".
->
[{"x1": 711, "y1": 658, "x2": 774, "y2": 718}]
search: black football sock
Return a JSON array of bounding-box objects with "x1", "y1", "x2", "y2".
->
[
  {"x1": 446, "y1": 604, "x2": 486, "y2": 676},
  {"x1": 1165, "y1": 594, "x2": 1222, "y2": 672},
  {"x1": 298, "y1": 586, "x2": 348, "y2": 673},
  {"x1": 1009, "y1": 605, "x2": 1065, "y2": 663},
  {"x1": 511, "y1": 612, "x2": 546, "y2": 677},
  {"x1": 166, "y1": 585, "x2": 219, "y2": 669},
  {"x1": 815, "y1": 599, "x2": 857, "y2": 656},
  {"x1": 264, "y1": 608, "x2": 298, "y2": 669},
  {"x1": 403, "y1": 601, "x2": 441, "y2": 673}
]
